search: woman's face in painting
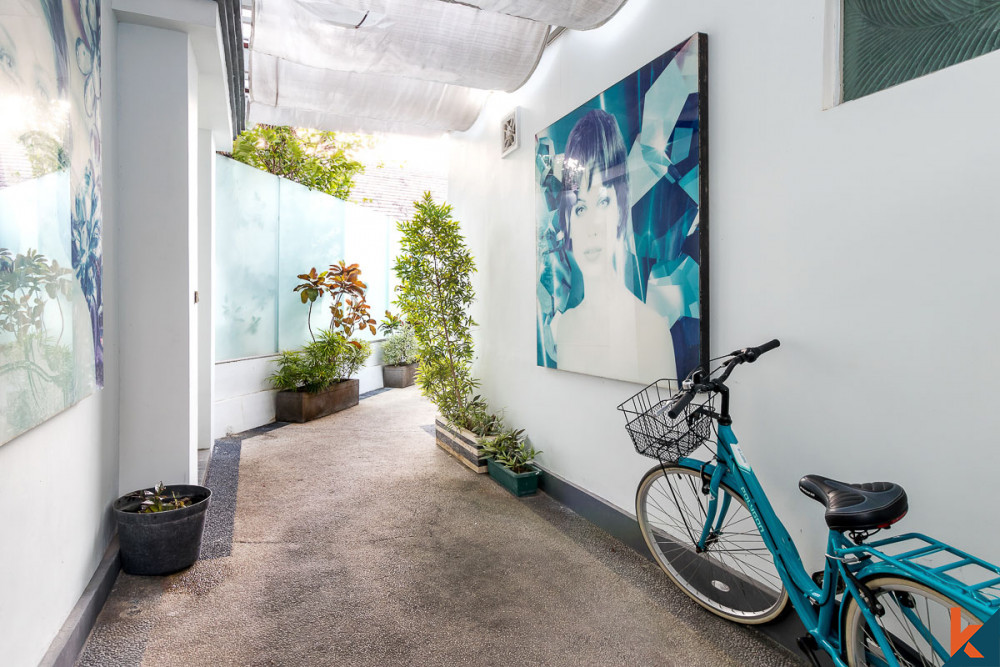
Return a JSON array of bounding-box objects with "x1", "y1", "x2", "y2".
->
[{"x1": 569, "y1": 168, "x2": 619, "y2": 275}]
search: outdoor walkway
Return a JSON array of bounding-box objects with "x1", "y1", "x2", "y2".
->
[{"x1": 78, "y1": 387, "x2": 801, "y2": 666}]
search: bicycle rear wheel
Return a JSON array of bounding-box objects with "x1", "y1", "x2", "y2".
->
[
  {"x1": 843, "y1": 576, "x2": 982, "y2": 667},
  {"x1": 636, "y1": 465, "x2": 788, "y2": 624}
]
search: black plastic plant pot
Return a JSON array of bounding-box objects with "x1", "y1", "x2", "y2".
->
[
  {"x1": 113, "y1": 485, "x2": 212, "y2": 576},
  {"x1": 486, "y1": 459, "x2": 540, "y2": 497}
]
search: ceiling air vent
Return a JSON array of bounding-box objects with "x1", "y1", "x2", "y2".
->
[{"x1": 500, "y1": 108, "x2": 519, "y2": 158}]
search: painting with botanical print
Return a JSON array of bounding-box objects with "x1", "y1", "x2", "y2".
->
[
  {"x1": 0, "y1": 0, "x2": 103, "y2": 445},
  {"x1": 535, "y1": 33, "x2": 708, "y2": 384}
]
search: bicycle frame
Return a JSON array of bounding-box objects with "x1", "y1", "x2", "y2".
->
[{"x1": 675, "y1": 422, "x2": 1000, "y2": 667}]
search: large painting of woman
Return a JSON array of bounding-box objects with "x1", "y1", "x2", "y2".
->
[{"x1": 536, "y1": 33, "x2": 708, "y2": 384}]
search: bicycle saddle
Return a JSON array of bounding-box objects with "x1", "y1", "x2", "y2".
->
[{"x1": 798, "y1": 475, "x2": 908, "y2": 532}]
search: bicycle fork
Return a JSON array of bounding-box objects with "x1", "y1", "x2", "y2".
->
[{"x1": 694, "y1": 461, "x2": 728, "y2": 552}]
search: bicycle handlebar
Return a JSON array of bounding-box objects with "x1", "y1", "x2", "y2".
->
[
  {"x1": 667, "y1": 339, "x2": 781, "y2": 420},
  {"x1": 741, "y1": 339, "x2": 780, "y2": 363},
  {"x1": 666, "y1": 389, "x2": 696, "y2": 420}
]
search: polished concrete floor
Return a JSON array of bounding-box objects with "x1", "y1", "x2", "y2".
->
[{"x1": 78, "y1": 386, "x2": 802, "y2": 666}]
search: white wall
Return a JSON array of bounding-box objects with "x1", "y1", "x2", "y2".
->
[
  {"x1": 1, "y1": 1, "x2": 230, "y2": 661},
  {"x1": 449, "y1": 0, "x2": 1000, "y2": 570},
  {"x1": 198, "y1": 128, "x2": 216, "y2": 451},
  {"x1": 0, "y1": 3, "x2": 120, "y2": 664},
  {"x1": 117, "y1": 23, "x2": 199, "y2": 493}
]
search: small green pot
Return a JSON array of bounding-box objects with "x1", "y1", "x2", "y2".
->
[{"x1": 486, "y1": 458, "x2": 540, "y2": 497}]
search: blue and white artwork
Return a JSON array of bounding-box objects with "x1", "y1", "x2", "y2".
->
[
  {"x1": 0, "y1": 0, "x2": 103, "y2": 446},
  {"x1": 536, "y1": 33, "x2": 707, "y2": 384}
]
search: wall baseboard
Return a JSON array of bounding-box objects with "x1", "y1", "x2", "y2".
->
[
  {"x1": 39, "y1": 537, "x2": 121, "y2": 667},
  {"x1": 537, "y1": 465, "x2": 652, "y2": 561}
]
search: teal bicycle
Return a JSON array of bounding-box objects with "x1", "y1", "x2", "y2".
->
[{"x1": 619, "y1": 340, "x2": 1000, "y2": 666}]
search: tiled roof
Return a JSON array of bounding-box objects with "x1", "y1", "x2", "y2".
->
[{"x1": 349, "y1": 163, "x2": 447, "y2": 224}]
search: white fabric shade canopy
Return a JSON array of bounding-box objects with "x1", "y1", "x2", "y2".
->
[{"x1": 247, "y1": 0, "x2": 627, "y2": 134}]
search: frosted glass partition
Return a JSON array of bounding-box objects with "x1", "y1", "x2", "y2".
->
[
  {"x1": 216, "y1": 156, "x2": 396, "y2": 361},
  {"x1": 215, "y1": 157, "x2": 280, "y2": 360},
  {"x1": 342, "y1": 204, "x2": 392, "y2": 341},
  {"x1": 276, "y1": 180, "x2": 345, "y2": 349}
]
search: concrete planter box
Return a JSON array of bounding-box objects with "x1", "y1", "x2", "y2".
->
[
  {"x1": 487, "y1": 459, "x2": 540, "y2": 497},
  {"x1": 435, "y1": 418, "x2": 488, "y2": 473},
  {"x1": 383, "y1": 362, "x2": 418, "y2": 388},
  {"x1": 275, "y1": 379, "x2": 359, "y2": 423},
  {"x1": 113, "y1": 485, "x2": 212, "y2": 575}
]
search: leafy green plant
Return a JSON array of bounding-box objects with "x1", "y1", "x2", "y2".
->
[
  {"x1": 293, "y1": 267, "x2": 329, "y2": 342},
  {"x1": 481, "y1": 428, "x2": 539, "y2": 474},
  {"x1": 325, "y1": 261, "x2": 377, "y2": 345},
  {"x1": 231, "y1": 125, "x2": 365, "y2": 200},
  {"x1": 452, "y1": 395, "x2": 504, "y2": 438},
  {"x1": 381, "y1": 322, "x2": 418, "y2": 366},
  {"x1": 294, "y1": 262, "x2": 377, "y2": 344},
  {"x1": 269, "y1": 329, "x2": 370, "y2": 392},
  {"x1": 394, "y1": 193, "x2": 478, "y2": 424},
  {"x1": 379, "y1": 310, "x2": 404, "y2": 335},
  {"x1": 124, "y1": 482, "x2": 193, "y2": 514}
]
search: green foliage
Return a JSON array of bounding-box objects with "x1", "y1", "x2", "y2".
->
[
  {"x1": 292, "y1": 267, "x2": 328, "y2": 342},
  {"x1": 325, "y1": 261, "x2": 377, "y2": 343},
  {"x1": 379, "y1": 310, "x2": 404, "y2": 335},
  {"x1": 124, "y1": 482, "x2": 193, "y2": 514},
  {"x1": 394, "y1": 193, "x2": 478, "y2": 423},
  {"x1": 481, "y1": 428, "x2": 539, "y2": 474},
  {"x1": 381, "y1": 322, "x2": 418, "y2": 366},
  {"x1": 451, "y1": 395, "x2": 504, "y2": 438},
  {"x1": 269, "y1": 329, "x2": 370, "y2": 393},
  {"x1": 294, "y1": 261, "x2": 377, "y2": 343},
  {"x1": 231, "y1": 125, "x2": 364, "y2": 200}
]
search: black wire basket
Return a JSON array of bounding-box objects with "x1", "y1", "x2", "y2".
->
[{"x1": 617, "y1": 379, "x2": 715, "y2": 464}]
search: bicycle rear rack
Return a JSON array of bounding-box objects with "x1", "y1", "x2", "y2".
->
[{"x1": 840, "y1": 533, "x2": 1000, "y2": 614}]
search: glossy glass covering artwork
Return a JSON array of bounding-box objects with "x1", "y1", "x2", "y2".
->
[
  {"x1": 0, "y1": 0, "x2": 103, "y2": 446},
  {"x1": 535, "y1": 33, "x2": 708, "y2": 385}
]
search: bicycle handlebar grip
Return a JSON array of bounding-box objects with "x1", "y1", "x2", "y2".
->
[
  {"x1": 666, "y1": 391, "x2": 696, "y2": 420},
  {"x1": 746, "y1": 339, "x2": 780, "y2": 362}
]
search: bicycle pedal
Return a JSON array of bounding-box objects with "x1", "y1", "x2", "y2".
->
[{"x1": 796, "y1": 635, "x2": 822, "y2": 667}]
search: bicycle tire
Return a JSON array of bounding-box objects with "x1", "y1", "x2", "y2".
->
[
  {"x1": 843, "y1": 575, "x2": 983, "y2": 667},
  {"x1": 636, "y1": 465, "x2": 788, "y2": 624}
]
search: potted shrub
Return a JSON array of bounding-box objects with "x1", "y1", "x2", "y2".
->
[
  {"x1": 270, "y1": 329, "x2": 370, "y2": 422},
  {"x1": 434, "y1": 395, "x2": 504, "y2": 473},
  {"x1": 113, "y1": 482, "x2": 212, "y2": 575},
  {"x1": 271, "y1": 261, "x2": 376, "y2": 422},
  {"x1": 380, "y1": 312, "x2": 419, "y2": 388},
  {"x1": 481, "y1": 428, "x2": 542, "y2": 497},
  {"x1": 394, "y1": 193, "x2": 487, "y2": 470}
]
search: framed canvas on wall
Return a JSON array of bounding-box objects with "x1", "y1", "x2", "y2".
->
[{"x1": 535, "y1": 33, "x2": 709, "y2": 385}]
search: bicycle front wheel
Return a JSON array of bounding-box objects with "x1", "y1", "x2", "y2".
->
[
  {"x1": 843, "y1": 576, "x2": 983, "y2": 667},
  {"x1": 636, "y1": 465, "x2": 788, "y2": 624}
]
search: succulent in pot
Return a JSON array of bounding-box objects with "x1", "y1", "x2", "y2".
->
[
  {"x1": 113, "y1": 482, "x2": 212, "y2": 575},
  {"x1": 481, "y1": 428, "x2": 542, "y2": 497}
]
